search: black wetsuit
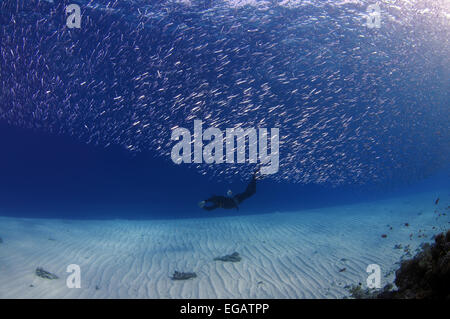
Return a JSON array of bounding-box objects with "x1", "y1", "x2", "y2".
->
[{"x1": 202, "y1": 175, "x2": 257, "y2": 211}]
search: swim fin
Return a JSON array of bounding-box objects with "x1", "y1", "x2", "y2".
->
[{"x1": 198, "y1": 200, "x2": 206, "y2": 208}]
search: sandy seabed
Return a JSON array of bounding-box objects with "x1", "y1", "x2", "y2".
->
[{"x1": 0, "y1": 190, "x2": 448, "y2": 299}]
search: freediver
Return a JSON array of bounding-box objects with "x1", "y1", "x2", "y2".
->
[{"x1": 198, "y1": 171, "x2": 261, "y2": 211}]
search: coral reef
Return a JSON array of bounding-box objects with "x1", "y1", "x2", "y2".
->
[
  {"x1": 346, "y1": 283, "x2": 394, "y2": 299},
  {"x1": 345, "y1": 230, "x2": 449, "y2": 299},
  {"x1": 378, "y1": 230, "x2": 450, "y2": 299}
]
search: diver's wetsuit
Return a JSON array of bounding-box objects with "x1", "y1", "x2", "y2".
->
[{"x1": 201, "y1": 174, "x2": 257, "y2": 211}]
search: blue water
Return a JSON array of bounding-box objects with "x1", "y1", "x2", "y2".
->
[{"x1": 0, "y1": 0, "x2": 449, "y2": 220}]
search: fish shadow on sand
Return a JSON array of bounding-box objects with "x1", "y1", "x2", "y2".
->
[
  {"x1": 35, "y1": 267, "x2": 59, "y2": 280},
  {"x1": 213, "y1": 252, "x2": 242, "y2": 262},
  {"x1": 171, "y1": 271, "x2": 197, "y2": 280}
]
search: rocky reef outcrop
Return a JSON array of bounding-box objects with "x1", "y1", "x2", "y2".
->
[
  {"x1": 346, "y1": 230, "x2": 449, "y2": 299},
  {"x1": 378, "y1": 230, "x2": 450, "y2": 299}
]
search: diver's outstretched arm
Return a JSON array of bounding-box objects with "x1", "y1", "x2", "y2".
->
[{"x1": 199, "y1": 197, "x2": 221, "y2": 211}]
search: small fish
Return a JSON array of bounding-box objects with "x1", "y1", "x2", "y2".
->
[{"x1": 435, "y1": 198, "x2": 440, "y2": 205}]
